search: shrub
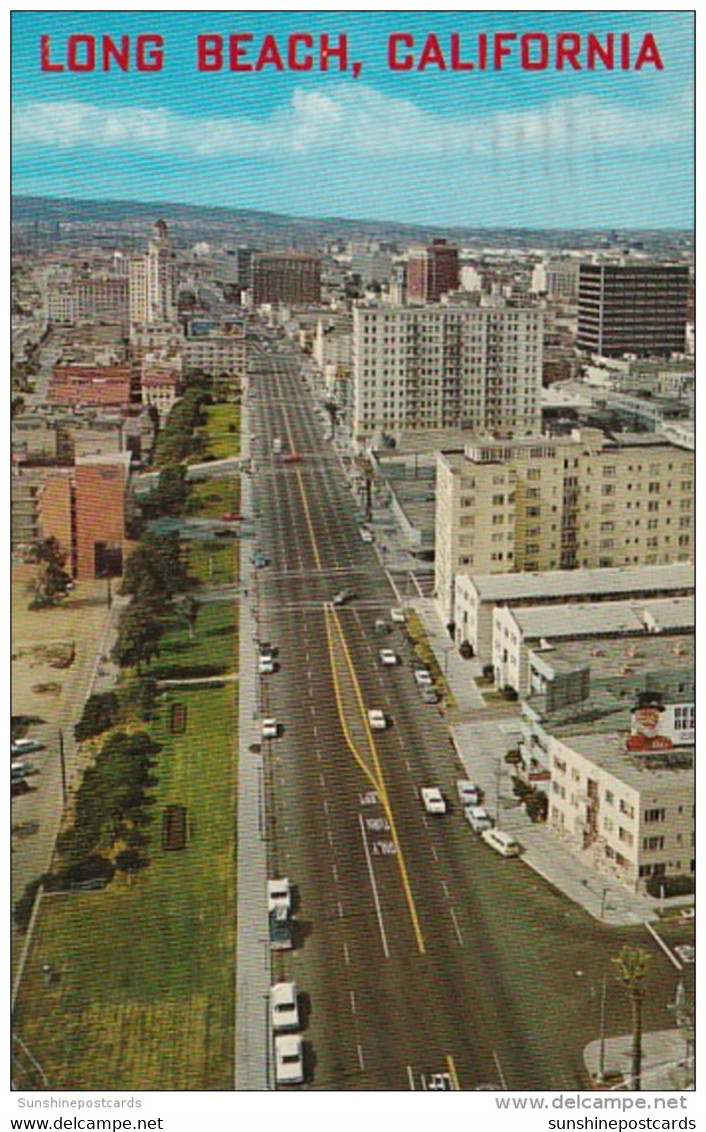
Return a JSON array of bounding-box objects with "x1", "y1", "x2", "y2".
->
[
  {"x1": 526, "y1": 790, "x2": 549, "y2": 823},
  {"x1": 646, "y1": 873, "x2": 695, "y2": 899},
  {"x1": 459, "y1": 641, "x2": 474, "y2": 659},
  {"x1": 482, "y1": 664, "x2": 495, "y2": 681}
]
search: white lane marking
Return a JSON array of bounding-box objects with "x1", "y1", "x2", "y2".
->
[
  {"x1": 405, "y1": 760, "x2": 412, "y2": 773},
  {"x1": 338, "y1": 901, "x2": 344, "y2": 919},
  {"x1": 397, "y1": 735, "x2": 405, "y2": 749},
  {"x1": 323, "y1": 798, "x2": 329, "y2": 815},
  {"x1": 442, "y1": 881, "x2": 450, "y2": 900},
  {"x1": 319, "y1": 774, "x2": 326, "y2": 788},
  {"x1": 349, "y1": 989, "x2": 357, "y2": 1015},
  {"x1": 493, "y1": 1051, "x2": 508, "y2": 1090},
  {"x1": 313, "y1": 725, "x2": 319, "y2": 739},
  {"x1": 343, "y1": 941, "x2": 351, "y2": 965},
  {"x1": 357, "y1": 1045, "x2": 365, "y2": 1072},
  {"x1": 327, "y1": 830, "x2": 334, "y2": 847},
  {"x1": 407, "y1": 1065, "x2": 416, "y2": 1091},
  {"x1": 449, "y1": 907, "x2": 464, "y2": 946},
  {"x1": 357, "y1": 813, "x2": 390, "y2": 959},
  {"x1": 332, "y1": 863, "x2": 339, "y2": 882},
  {"x1": 430, "y1": 844, "x2": 439, "y2": 862}
]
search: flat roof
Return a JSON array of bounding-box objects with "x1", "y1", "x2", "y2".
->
[
  {"x1": 560, "y1": 730, "x2": 693, "y2": 789},
  {"x1": 461, "y1": 564, "x2": 694, "y2": 604},
  {"x1": 528, "y1": 632, "x2": 694, "y2": 684},
  {"x1": 509, "y1": 596, "x2": 694, "y2": 641}
]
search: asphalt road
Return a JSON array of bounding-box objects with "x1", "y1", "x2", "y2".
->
[{"x1": 246, "y1": 345, "x2": 685, "y2": 1092}]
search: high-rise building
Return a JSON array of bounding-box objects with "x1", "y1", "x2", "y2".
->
[
  {"x1": 352, "y1": 303, "x2": 542, "y2": 443},
  {"x1": 577, "y1": 262, "x2": 689, "y2": 357},
  {"x1": 435, "y1": 430, "x2": 694, "y2": 621},
  {"x1": 251, "y1": 251, "x2": 321, "y2": 307},
  {"x1": 407, "y1": 239, "x2": 460, "y2": 302},
  {"x1": 129, "y1": 220, "x2": 177, "y2": 328}
]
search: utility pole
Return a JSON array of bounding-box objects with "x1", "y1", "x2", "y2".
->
[{"x1": 58, "y1": 728, "x2": 67, "y2": 804}]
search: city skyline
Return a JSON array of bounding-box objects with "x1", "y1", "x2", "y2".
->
[{"x1": 12, "y1": 10, "x2": 694, "y2": 229}]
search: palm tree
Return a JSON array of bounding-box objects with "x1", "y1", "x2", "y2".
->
[{"x1": 612, "y1": 945, "x2": 650, "y2": 1089}]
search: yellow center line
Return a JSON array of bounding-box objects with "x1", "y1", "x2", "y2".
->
[
  {"x1": 279, "y1": 388, "x2": 322, "y2": 570},
  {"x1": 329, "y1": 608, "x2": 426, "y2": 955},
  {"x1": 323, "y1": 605, "x2": 380, "y2": 794},
  {"x1": 446, "y1": 1054, "x2": 460, "y2": 1091}
]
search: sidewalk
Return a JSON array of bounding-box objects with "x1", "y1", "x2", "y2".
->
[
  {"x1": 405, "y1": 596, "x2": 668, "y2": 928},
  {"x1": 234, "y1": 379, "x2": 271, "y2": 1090},
  {"x1": 584, "y1": 1029, "x2": 693, "y2": 1090}
]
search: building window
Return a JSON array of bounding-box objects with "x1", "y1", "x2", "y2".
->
[
  {"x1": 644, "y1": 808, "x2": 666, "y2": 823},
  {"x1": 643, "y1": 836, "x2": 665, "y2": 851}
]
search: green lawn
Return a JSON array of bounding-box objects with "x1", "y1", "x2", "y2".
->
[
  {"x1": 13, "y1": 685, "x2": 238, "y2": 1089},
  {"x1": 189, "y1": 477, "x2": 241, "y2": 519},
  {"x1": 200, "y1": 404, "x2": 241, "y2": 460},
  {"x1": 151, "y1": 601, "x2": 238, "y2": 680},
  {"x1": 187, "y1": 540, "x2": 239, "y2": 587}
]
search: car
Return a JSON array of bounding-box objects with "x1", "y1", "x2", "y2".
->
[
  {"x1": 457, "y1": 780, "x2": 483, "y2": 807},
  {"x1": 253, "y1": 553, "x2": 270, "y2": 569},
  {"x1": 359, "y1": 527, "x2": 374, "y2": 544},
  {"x1": 283, "y1": 453, "x2": 304, "y2": 464},
  {"x1": 259, "y1": 641, "x2": 276, "y2": 659},
  {"x1": 413, "y1": 668, "x2": 434, "y2": 688},
  {"x1": 269, "y1": 906, "x2": 294, "y2": 951},
  {"x1": 214, "y1": 528, "x2": 239, "y2": 539},
  {"x1": 11, "y1": 761, "x2": 33, "y2": 781},
  {"x1": 481, "y1": 827, "x2": 521, "y2": 857},
  {"x1": 332, "y1": 589, "x2": 356, "y2": 607},
  {"x1": 267, "y1": 877, "x2": 292, "y2": 912},
  {"x1": 465, "y1": 805, "x2": 494, "y2": 833},
  {"x1": 11, "y1": 738, "x2": 44, "y2": 757},
  {"x1": 367, "y1": 709, "x2": 387, "y2": 731},
  {"x1": 274, "y1": 1033, "x2": 304, "y2": 1085},
  {"x1": 379, "y1": 648, "x2": 399, "y2": 666},
  {"x1": 390, "y1": 607, "x2": 406, "y2": 625},
  {"x1": 262, "y1": 718, "x2": 279, "y2": 739},
  {"x1": 221, "y1": 512, "x2": 243, "y2": 522},
  {"x1": 270, "y1": 982, "x2": 300, "y2": 1032},
  {"x1": 421, "y1": 787, "x2": 447, "y2": 815},
  {"x1": 259, "y1": 656, "x2": 275, "y2": 675},
  {"x1": 420, "y1": 686, "x2": 440, "y2": 705}
]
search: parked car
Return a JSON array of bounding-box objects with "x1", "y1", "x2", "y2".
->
[
  {"x1": 259, "y1": 656, "x2": 275, "y2": 675},
  {"x1": 420, "y1": 686, "x2": 440, "y2": 704},
  {"x1": 481, "y1": 828, "x2": 521, "y2": 857},
  {"x1": 457, "y1": 780, "x2": 483, "y2": 807},
  {"x1": 379, "y1": 649, "x2": 399, "y2": 666},
  {"x1": 270, "y1": 982, "x2": 300, "y2": 1032},
  {"x1": 267, "y1": 877, "x2": 291, "y2": 913},
  {"x1": 221, "y1": 512, "x2": 243, "y2": 522},
  {"x1": 367, "y1": 709, "x2": 387, "y2": 731},
  {"x1": 11, "y1": 738, "x2": 44, "y2": 757},
  {"x1": 421, "y1": 787, "x2": 447, "y2": 815},
  {"x1": 413, "y1": 668, "x2": 434, "y2": 688},
  {"x1": 359, "y1": 527, "x2": 374, "y2": 543},
  {"x1": 262, "y1": 718, "x2": 279, "y2": 739},
  {"x1": 390, "y1": 607, "x2": 406, "y2": 625},
  {"x1": 274, "y1": 1034, "x2": 304, "y2": 1085},
  {"x1": 465, "y1": 806, "x2": 494, "y2": 833}
]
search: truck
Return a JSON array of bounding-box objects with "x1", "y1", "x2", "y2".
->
[{"x1": 272, "y1": 437, "x2": 283, "y2": 455}]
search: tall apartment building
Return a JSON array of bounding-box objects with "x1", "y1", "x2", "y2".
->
[
  {"x1": 435, "y1": 430, "x2": 695, "y2": 621},
  {"x1": 352, "y1": 303, "x2": 542, "y2": 444},
  {"x1": 251, "y1": 251, "x2": 321, "y2": 307},
  {"x1": 407, "y1": 239, "x2": 460, "y2": 302},
  {"x1": 577, "y1": 262, "x2": 689, "y2": 358},
  {"x1": 129, "y1": 220, "x2": 177, "y2": 328},
  {"x1": 531, "y1": 258, "x2": 579, "y2": 301}
]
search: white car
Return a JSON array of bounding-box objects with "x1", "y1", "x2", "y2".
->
[
  {"x1": 259, "y1": 656, "x2": 275, "y2": 675},
  {"x1": 465, "y1": 805, "x2": 494, "y2": 833},
  {"x1": 413, "y1": 668, "x2": 434, "y2": 688},
  {"x1": 267, "y1": 878, "x2": 292, "y2": 913},
  {"x1": 368, "y1": 709, "x2": 387, "y2": 731},
  {"x1": 390, "y1": 607, "x2": 406, "y2": 625},
  {"x1": 274, "y1": 1033, "x2": 304, "y2": 1085},
  {"x1": 457, "y1": 780, "x2": 483, "y2": 807},
  {"x1": 379, "y1": 648, "x2": 399, "y2": 666},
  {"x1": 270, "y1": 982, "x2": 300, "y2": 1032},
  {"x1": 262, "y1": 718, "x2": 279, "y2": 739},
  {"x1": 359, "y1": 527, "x2": 374, "y2": 543},
  {"x1": 421, "y1": 787, "x2": 447, "y2": 815},
  {"x1": 11, "y1": 738, "x2": 44, "y2": 756}
]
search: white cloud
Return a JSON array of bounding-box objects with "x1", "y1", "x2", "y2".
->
[{"x1": 12, "y1": 84, "x2": 691, "y2": 162}]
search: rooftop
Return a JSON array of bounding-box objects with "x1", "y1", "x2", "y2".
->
[
  {"x1": 462, "y1": 564, "x2": 694, "y2": 604},
  {"x1": 509, "y1": 595, "x2": 694, "y2": 641},
  {"x1": 560, "y1": 730, "x2": 694, "y2": 788}
]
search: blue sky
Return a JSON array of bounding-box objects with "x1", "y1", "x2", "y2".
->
[{"x1": 11, "y1": 10, "x2": 694, "y2": 227}]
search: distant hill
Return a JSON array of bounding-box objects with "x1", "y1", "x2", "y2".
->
[{"x1": 11, "y1": 194, "x2": 690, "y2": 252}]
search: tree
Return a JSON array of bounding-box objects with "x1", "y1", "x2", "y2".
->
[
  {"x1": 121, "y1": 533, "x2": 193, "y2": 607},
  {"x1": 112, "y1": 605, "x2": 164, "y2": 672},
  {"x1": 147, "y1": 463, "x2": 189, "y2": 519},
  {"x1": 612, "y1": 945, "x2": 651, "y2": 1089},
  {"x1": 26, "y1": 537, "x2": 71, "y2": 609}
]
